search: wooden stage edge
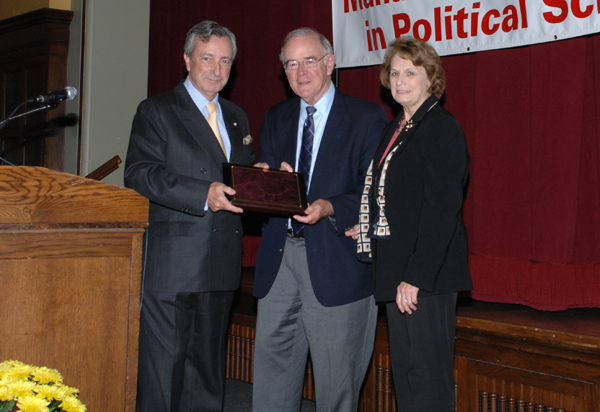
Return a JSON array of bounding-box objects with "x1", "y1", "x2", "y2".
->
[{"x1": 226, "y1": 268, "x2": 600, "y2": 412}]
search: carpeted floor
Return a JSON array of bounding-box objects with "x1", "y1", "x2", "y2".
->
[{"x1": 223, "y1": 379, "x2": 316, "y2": 411}]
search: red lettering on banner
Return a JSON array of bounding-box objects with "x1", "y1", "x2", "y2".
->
[
  {"x1": 343, "y1": 0, "x2": 530, "y2": 40},
  {"x1": 519, "y1": 0, "x2": 529, "y2": 28},
  {"x1": 542, "y1": 0, "x2": 600, "y2": 23},
  {"x1": 372, "y1": 26, "x2": 386, "y2": 49},
  {"x1": 502, "y1": 5, "x2": 519, "y2": 32},
  {"x1": 365, "y1": 19, "x2": 387, "y2": 51},
  {"x1": 371, "y1": 1, "x2": 530, "y2": 47},
  {"x1": 344, "y1": 0, "x2": 364, "y2": 13},
  {"x1": 413, "y1": 19, "x2": 432, "y2": 41},
  {"x1": 345, "y1": 0, "x2": 398, "y2": 13},
  {"x1": 434, "y1": 7, "x2": 442, "y2": 41},
  {"x1": 454, "y1": 8, "x2": 469, "y2": 38},
  {"x1": 482, "y1": 9, "x2": 501, "y2": 35},
  {"x1": 444, "y1": 6, "x2": 453, "y2": 39},
  {"x1": 392, "y1": 13, "x2": 411, "y2": 38},
  {"x1": 471, "y1": 3, "x2": 481, "y2": 36},
  {"x1": 543, "y1": 0, "x2": 569, "y2": 23},
  {"x1": 572, "y1": 0, "x2": 594, "y2": 18}
]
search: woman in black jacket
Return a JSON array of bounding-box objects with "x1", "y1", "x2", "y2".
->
[{"x1": 348, "y1": 37, "x2": 472, "y2": 411}]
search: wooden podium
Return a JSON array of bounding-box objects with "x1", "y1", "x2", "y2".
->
[{"x1": 0, "y1": 167, "x2": 148, "y2": 412}]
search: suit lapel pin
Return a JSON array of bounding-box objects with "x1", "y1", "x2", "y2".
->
[{"x1": 233, "y1": 122, "x2": 238, "y2": 127}]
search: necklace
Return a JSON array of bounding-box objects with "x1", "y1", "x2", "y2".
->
[
  {"x1": 396, "y1": 117, "x2": 414, "y2": 132},
  {"x1": 397, "y1": 117, "x2": 414, "y2": 132}
]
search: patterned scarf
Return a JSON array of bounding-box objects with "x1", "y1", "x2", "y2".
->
[
  {"x1": 356, "y1": 100, "x2": 437, "y2": 262},
  {"x1": 356, "y1": 137, "x2": 405, "y2": 262}
]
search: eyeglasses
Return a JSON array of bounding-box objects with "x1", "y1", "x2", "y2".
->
[{"x1": 283, "y1": 54, "x2": 328, "y2": 70}]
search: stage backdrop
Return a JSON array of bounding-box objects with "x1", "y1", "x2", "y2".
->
[{"x1": 147, "y1": 0, "x2": 600, "y2": 311}]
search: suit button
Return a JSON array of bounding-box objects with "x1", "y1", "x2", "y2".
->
[{"x1": 200, "y1": 168, "x2": 207, "y2": 174}]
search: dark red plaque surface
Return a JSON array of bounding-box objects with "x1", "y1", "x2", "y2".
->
[{"x1": 223, "y1": 163, "x2": 307, "y2": 215}]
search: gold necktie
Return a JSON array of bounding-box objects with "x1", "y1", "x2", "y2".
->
[{"x1": 206, "y1": 101, "x2": 226, "y2": 156}]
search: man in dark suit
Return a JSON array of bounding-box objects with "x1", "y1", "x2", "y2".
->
[
  {"x1": 124, "y1": 21, "x2": 254, "y2": 412},
  {"x1": 252, "y1": 28, "x2": 389, "y2": 411}
]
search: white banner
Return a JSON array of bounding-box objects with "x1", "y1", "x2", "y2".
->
[{"x1": 332, "y1": 0, "x2": 600, "y2": 68}]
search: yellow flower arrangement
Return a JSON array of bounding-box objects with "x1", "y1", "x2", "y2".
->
[{"x1": 0, "y1": 361, "x2": 86, "y2": 412}]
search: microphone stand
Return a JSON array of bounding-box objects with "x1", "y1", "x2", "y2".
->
[
  {"x1": 0, "y1": 103, "x2": 57, "y2": 130},
  {"x1": 0, "y1": 101, "x2": 59, "y2": 166}
]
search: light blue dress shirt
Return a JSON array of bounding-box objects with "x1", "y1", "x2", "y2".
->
[
  {"x1": 295, "y1": 81, "x2": 336, "y2": 192},
  {"x1": 184, "y1": 76, "x2": 231, "y2": 160}
]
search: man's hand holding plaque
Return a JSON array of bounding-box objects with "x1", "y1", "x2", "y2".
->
[
  {"x1": 253, "y1": 162, "x2": 333, "y2": 223},
  {"x1": 222, "y1": 161, "x2": 308, "y2": 215}
]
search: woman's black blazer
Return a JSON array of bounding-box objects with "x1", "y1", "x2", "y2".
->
[{"x1": 370, "y1": 94, "x2": 473, "y2": 302}]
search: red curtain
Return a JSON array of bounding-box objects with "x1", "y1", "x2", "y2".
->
[{"x1": 148, "y1": 1, "x2": 600, "y2": 310}]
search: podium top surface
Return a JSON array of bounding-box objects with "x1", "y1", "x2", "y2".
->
[{"x1": 0, "y1": 166, "x2": 148, "y2": 229}]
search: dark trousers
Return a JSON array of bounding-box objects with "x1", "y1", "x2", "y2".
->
[
  {"x1": 386, "y1": 292, "x2": 458, "y2": 412},
  {"x1": 136, "y1": 290, "x2": 234, "y2": 412}
]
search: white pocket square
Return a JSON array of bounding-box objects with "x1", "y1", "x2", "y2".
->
[{"x1": 243, "y1": 135, "x2": 253, "y2": 145}]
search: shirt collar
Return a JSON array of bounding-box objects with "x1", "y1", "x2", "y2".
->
[
  {"x1": 300, "y1": 81, "x2": 335, "y2": 118},
  {"x1": 184, "y1": 76, "x2": 219, "y2": 110}
]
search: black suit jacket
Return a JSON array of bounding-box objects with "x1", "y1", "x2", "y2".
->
[
  {"x1": 254, "y1": 88, "x2": 388, "y2": 306},
  {"x1": 371, "y1": 95, "x2": 472, "y2": 301},
  {"x1": 124, "y1": 82, "x2": 255, "y2": 293}
]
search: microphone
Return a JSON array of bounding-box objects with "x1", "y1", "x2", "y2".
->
[{"x1": 26, "y1": 86, "x2": 78, "y2": 104}]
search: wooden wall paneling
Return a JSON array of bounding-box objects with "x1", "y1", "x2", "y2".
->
[
  {"x1": 302, "y1": 360, "x2": 316, "y2": 401},
  {"x1": 25, "y1": 64, "x2": 49, "y2": 165},
  {"x1": 226, "y1": 314, "x2": 256, "y2": 382},
  {"x1": 1, "y1": 68, "x2": 28, "y2": 165},
  {"x1": 227, "y1": 298, "x2": 600, "y2": 412},
  {"x1": 455, "y1": 311, "x2": 600, "y2": 412},
  {"x1": 226, "y1": 310, "x2": 399, "y2": 412},
  {"x1": 0, "y1": 8, "x2": 74, "y2": 170},
  {"x1": 359, "y1": 326, "x2": 396, "y2": 412},
  {"x1": 455, "y1": 355, "x2": 475, "y2": 411},
  {"x1": 473, "y1": 363, "x2": 589, "y2": 410}
]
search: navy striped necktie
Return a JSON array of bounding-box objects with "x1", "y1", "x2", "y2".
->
[
  {"x1": 292, "y1": 106, "x2": 316, "y2": 235},
  {"x1": 299, "y1": 106, "x2": 317, "y2": 189}
]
